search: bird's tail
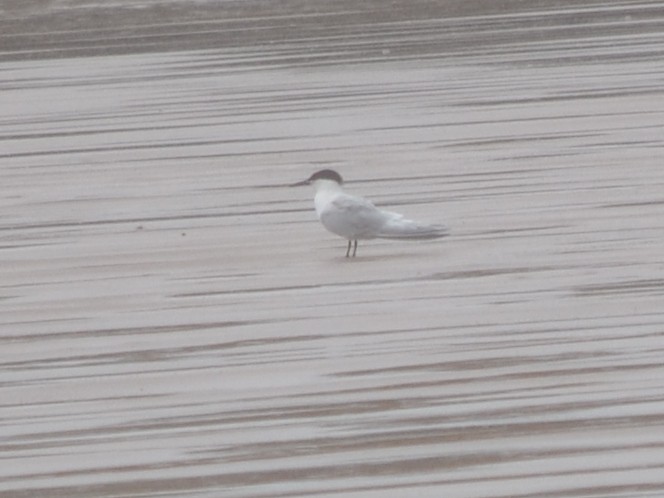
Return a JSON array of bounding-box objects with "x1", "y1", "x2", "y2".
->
[{"x1": 376, "y1": 217, "x2": 448, "y2": 240}]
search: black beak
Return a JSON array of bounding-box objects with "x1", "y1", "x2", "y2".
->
[{"x1": 290, "y1": 179, "x2": 310, "y2": 187}]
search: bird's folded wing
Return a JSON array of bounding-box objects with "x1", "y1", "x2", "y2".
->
[{"x1": 320, "y1": 194, "x2": 387, "y2": 238}]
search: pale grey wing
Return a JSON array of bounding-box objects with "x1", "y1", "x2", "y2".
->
[
  {"x1": 375, "y1": 216, "x2": 448, "y2": 239},
  {"x1": 319, "y1": 193, "x2": 389, "y2": 239},
  {"x1": 373, "y1": 207, "x2": 448, "y2": 240}
]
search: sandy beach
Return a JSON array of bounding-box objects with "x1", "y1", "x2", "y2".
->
[{"x1": 2, "y1": 1, "x2": 664, "y2": 496}]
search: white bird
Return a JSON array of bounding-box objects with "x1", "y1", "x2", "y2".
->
[{"x1": 292, "y1": 169, "x2": 448, "y2": 257}]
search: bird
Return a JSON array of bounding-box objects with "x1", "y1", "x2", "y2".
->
[{"x1": 291, "y1": 169, "x2": 448, "y2": 257}]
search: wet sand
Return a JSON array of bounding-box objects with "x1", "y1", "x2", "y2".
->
[{"x1": 2, "y1": 1, "x2": 664, "y2": 497}]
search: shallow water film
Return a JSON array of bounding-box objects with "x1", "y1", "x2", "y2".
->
[{"x1": 2, "y1": 1, "x2": 664, "y2": 497}]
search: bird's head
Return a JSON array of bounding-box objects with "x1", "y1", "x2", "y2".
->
[{"x1": 290, "y1": 169, "x2": 343, "y2": 187}]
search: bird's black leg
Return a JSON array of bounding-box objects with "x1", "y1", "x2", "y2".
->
[
  {"x1": 345, "y1": 240, "x2": 351, "y2": 258},
  {"x1": 352, "y1": 240, "x2": 358, "y2": 257}
]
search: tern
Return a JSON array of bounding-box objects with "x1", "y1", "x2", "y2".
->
[{"x1": 291, "y1": 169, "x2": 448, "y2": 257}]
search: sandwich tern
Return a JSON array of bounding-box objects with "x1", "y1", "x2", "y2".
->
[{"x1": 292, "y1": 169, "x2": 448, "y2": 257}]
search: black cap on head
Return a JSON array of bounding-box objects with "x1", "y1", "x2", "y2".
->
[
  {"x1": 308, "y1": 169, "x2": 343, "y2": 184},
  {"x1": 290, "y1": 168, "x2": 344, "y2": 187}
]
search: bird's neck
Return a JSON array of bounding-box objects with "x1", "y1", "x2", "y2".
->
[
  {"x1": 313, "y1": 179, "x2": 343, "y2": 193},
  {"x1": 313, "y1": 180, "x2": 343, "y2": 217}
]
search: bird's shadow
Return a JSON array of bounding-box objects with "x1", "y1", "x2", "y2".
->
[{"x1": 331, "y1": 248, "x2": 442, "y2": 263}]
